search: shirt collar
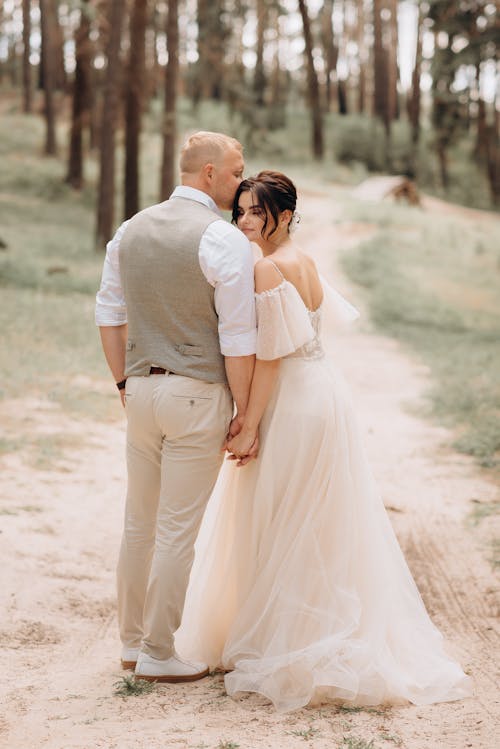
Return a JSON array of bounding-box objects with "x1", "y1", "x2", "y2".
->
[{"x1": 170, "y1": 185, "x2": 222, "y2": 216}]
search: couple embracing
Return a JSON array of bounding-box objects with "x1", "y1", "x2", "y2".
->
[{"x1": 95, "y1": 131, "x2": 470, "y2": 712}]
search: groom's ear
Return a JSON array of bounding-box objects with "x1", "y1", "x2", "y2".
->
[{"x1": 204, "y1": 162, "x2": 215, "y2": 181}]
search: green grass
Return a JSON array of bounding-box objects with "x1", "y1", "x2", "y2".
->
[
  {"x1": 341, "y1": 738, "x2": 378, "y2": 749},
  {"x1": 113, "y1": 675, "x2": 156, "y2": 697},
  {"x1": 378, "y1": 734, "x2": 402, "y2": 747},
  {"x1": 467, "y1": 500, "x2": 500, "y2": 527},
  {"x1": 489, "y1": 538, "x2": 500, "y2": 569},
  {"x1": 0, "y1": 113, "x2": 119, "y2": 420},
  {"x1": 288, "y1": 727, "x2": 320, "y2": 740},
  {"x1": 337, "y1": 705, "x2": 384, "y2": 716},
  {"x1": 341, "y1": 200, "x2": 500, "y2": 471}
]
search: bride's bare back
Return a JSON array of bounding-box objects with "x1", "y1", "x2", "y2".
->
[{"x1": 255, "y1": 248, "x2": 324, "y2": 312}]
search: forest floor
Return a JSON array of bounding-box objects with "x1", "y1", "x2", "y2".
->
[{"x1": 1, "y1": 174, "x2": 499, "y2": 748}]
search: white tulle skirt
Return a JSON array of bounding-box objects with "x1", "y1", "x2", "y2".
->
[{"x1": 176, "y1": 354, "x2": 471, "y2": 712}]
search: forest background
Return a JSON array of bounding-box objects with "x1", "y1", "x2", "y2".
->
[
  {"x1": 0, "y1": 2, "x2": 499, "y2": 748},
  {"x1": 1, "y1": 0, "x2": 499, "y2": 470}
]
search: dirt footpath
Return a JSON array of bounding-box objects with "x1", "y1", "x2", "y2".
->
[{"x1": 1, "y1": 188, "x2": 498, "y2": 749}]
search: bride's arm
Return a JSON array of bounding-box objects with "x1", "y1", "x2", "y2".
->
[
  {"x1": 226, "y1": 260, "x2": 283, "y2": 461},
  {"x1": 226, "y1": 357, "x2": 281, "y2": 460}
]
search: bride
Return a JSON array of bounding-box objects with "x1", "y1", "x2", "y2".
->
[{"x1": 175, "y1": 170, "x2": 471, "y2": 712}]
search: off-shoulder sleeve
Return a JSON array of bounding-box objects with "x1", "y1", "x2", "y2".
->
[
  {"x1": 255, "y1": 281, "x2": 315, "y2": 360},
  {"x1": 319, "y1": 274, "x2": 360, "y2": 329}
]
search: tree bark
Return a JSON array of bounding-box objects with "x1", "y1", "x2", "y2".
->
[
  {"x1": 408, "y1": 1, "x2": 423, "y2": 145},
  {"x1": 66, "y1": 0, "x2": 93, "y2": 188},
  {"x1": 298, "y1": 0, "x2": 324, "y2": 159},
  {"x1": 267, "y1": 9, "x2": 286, "y2": 129},
  {"x1": 159, "y1": 0, "x2": 179, "y2": 201},
  {"x1": 437, "y1": 142, "x2": 449, "y2": 189},
  {"x1": 387, "y1": 0, "x2": 399, "y2": 120},
  {"x1": 320, "y1": 0, "x2": 337, "y2": 112},
  {"x1": 39, "y1": 0, "x2": 57, "y2": 155},
  {"x1": 373, "y1": 0, "x2": 389, "y2": 133},
  {"x1": 124, "y1": 0, "x2": 147, "y2": 219},
  {"x1": 254, "y1": 0, "x2": 267, "y2": 106},
  {"x1": 22, "y1": 0, "x2": 32, "y2": 113},
  {"x1": 338, "y1": 79, "x2": 348, "y2": 114},
  {"x1": 53, "y1": 0, "x2": 67, "y2": 91},
  {"x1": 356, "y1": 0, "x2": 366, "y2": 113},
  {"x1": 95, "y1": 0, "x2": 125, "y2": 249},
  {"x1": 485, "y1": 95, "x2": 499, "y2": 206},
  {"x1": 475, "y1": 62, "x2": 488, "y2": 163},
  {"x1": 196, "y1": 0, "x2": 225, "y2": 101}
]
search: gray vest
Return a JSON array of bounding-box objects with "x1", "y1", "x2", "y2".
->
[{"x1": 119, "y1": 196, "x2": 227, "y2": 383}]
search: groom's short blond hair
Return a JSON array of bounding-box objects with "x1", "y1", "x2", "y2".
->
[{"x1": 180, "y1": 131, "x2": 243, "y2": 174}]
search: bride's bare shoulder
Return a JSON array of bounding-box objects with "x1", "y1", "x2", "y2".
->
[
  {"x1": 298, "y1": 250, "x2": 319, "y2": 273},
  {"x1": 254, "y1": 258, "x2": 283, "y2": 293}
]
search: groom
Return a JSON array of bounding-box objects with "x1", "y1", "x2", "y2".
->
[{"x1": 95, "y1": 132, "x2": 257, "y2": 681}]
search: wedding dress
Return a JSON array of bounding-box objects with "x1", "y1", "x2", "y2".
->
[{"x1": 175, "y1": 270, "x2": 471, "y2": 713}]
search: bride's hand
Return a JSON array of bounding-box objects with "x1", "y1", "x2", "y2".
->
[{"x1": 226, "y1": 428, "x2": 258, "y2": 464}]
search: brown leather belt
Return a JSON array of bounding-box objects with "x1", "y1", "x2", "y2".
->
[{"x1": 149, "y1": 367, "x2": 167, "y2": 375}]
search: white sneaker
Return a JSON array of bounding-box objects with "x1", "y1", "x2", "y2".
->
[
  {"x1": 134, "y1": 651, "x2": 209, "y2": 683},
  {"x1": 121, "y1": 646, "x2": 141, "y2": 670}
]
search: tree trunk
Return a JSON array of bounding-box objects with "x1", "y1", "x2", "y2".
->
[
  {"x1": 298, "y1": 0, "x2": 324, "y2": 159},
  {"x1": 387, "y1": 0, "x2": 399, "y2": 120},
  {"x1": 148, "y1": 4, "x2": 161, "y2": 100},
  {"x1": 124, "y1": 0, "x2": 147, "y2": 219},
  {"x1": 338, "y1": 79, "x2": 348, "y2": 115},
  {"x1": 159, "y1": 0, "x2": 179, "y2": 201},
  {"x1": 66, "y1": 0, "x2": 92, "y2": 189},
  {"x1": 475, "y1": 63, "x2": 488, "y2": 163},
  {"x1": 267, "y1": 9, "x2": 286, "y2": 130},
  {"x1": 95, "y1": 0, "x2": 125, "y2": 249},
  {"x1": 485, "y1": 102, "x2": 500, "y2": 206},
  {"x1": 254, "y1": 0, "x2": 267, "y2": 106},
  {"x1": 225, "y1": 0, "x2": 247, "y2": 119},
  {"x1": 22, "y1": 0, "x2": 32, "y2": 113},
  {"x1": 336, "y1": 0, "x2": 350, "y2": 115},
  {"x1": 39, "y1": 0, "x2": 57, "y2": 155},
  {"x1": 373, "y1": 0, "x2": 389, "y2": 133},
  {"x1": 320, "y1": 0, "x2": 337, "y2": 112},
  {"x1": 53, "y1": 0, "x2": 67, "y2": 90},
  {"x1": 196, "y1": 0, "x2": 225, "y2": 101},
  {"x1": 409, "y1": 1, "x2": 423, "y2": 145},
  {"x1": 437, "y1": 142, "x2": 449, "y2": 189},
  {"x1": 373, "y1": 0, "x2": 393, "y2": 167},
  {"x1": 356, "y1": 0, "x2": 366, "y2": 113}
]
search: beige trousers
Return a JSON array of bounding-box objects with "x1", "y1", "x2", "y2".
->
[{"x1": 117, "y1": 372, "x2": 232, "y2": 660}]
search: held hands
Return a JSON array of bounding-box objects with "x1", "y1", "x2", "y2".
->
[{"x1": 223, "y1": 415, "x2": 259, "y2": 467}]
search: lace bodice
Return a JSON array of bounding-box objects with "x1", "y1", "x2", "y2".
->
[
  {"x1": 255, "y1": 280, "x2": 325, "y2": 361},
  {"x1": 286, "y1": 305, "x2": 324, "y2": 360}
]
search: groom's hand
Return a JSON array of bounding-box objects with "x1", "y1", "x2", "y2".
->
[
  {"x1": 230, "y1": 436, "x2": 259, "y2": 467},
  {"x1": 226, "y1": 428, "x2": 259, "y2": 466},
  {"x1": 222, "y1": 414, "x2": 245, "y2": 450}
]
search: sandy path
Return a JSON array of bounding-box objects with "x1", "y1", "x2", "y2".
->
[{"x1": 1, "y1": 187, "x2": 498, "y2": 749}]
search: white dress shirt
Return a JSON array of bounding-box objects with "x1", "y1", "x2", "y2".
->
[{"x1": 95, "y1": 186, "x2": 257, "y2": 357}]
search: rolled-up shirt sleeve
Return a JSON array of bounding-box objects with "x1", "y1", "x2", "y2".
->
[
  {"x1": 95, "y1": 220, "x2": 130, "y2": 326},
  {"x1": 199, "y1": 220, "x2": 257, "y2": 357}
]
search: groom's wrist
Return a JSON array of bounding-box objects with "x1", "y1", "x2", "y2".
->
[{"x1": 116, "y1": 378, "x2": 127, "y2": 391}]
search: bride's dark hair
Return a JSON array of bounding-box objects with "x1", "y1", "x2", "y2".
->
[{"x1": 232, "y1": 170, "x2": 297, "y2": 237}]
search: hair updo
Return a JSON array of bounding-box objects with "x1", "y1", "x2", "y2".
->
[{"x1": 232, "y1": 170, "x2": 297, "y2": 237}]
